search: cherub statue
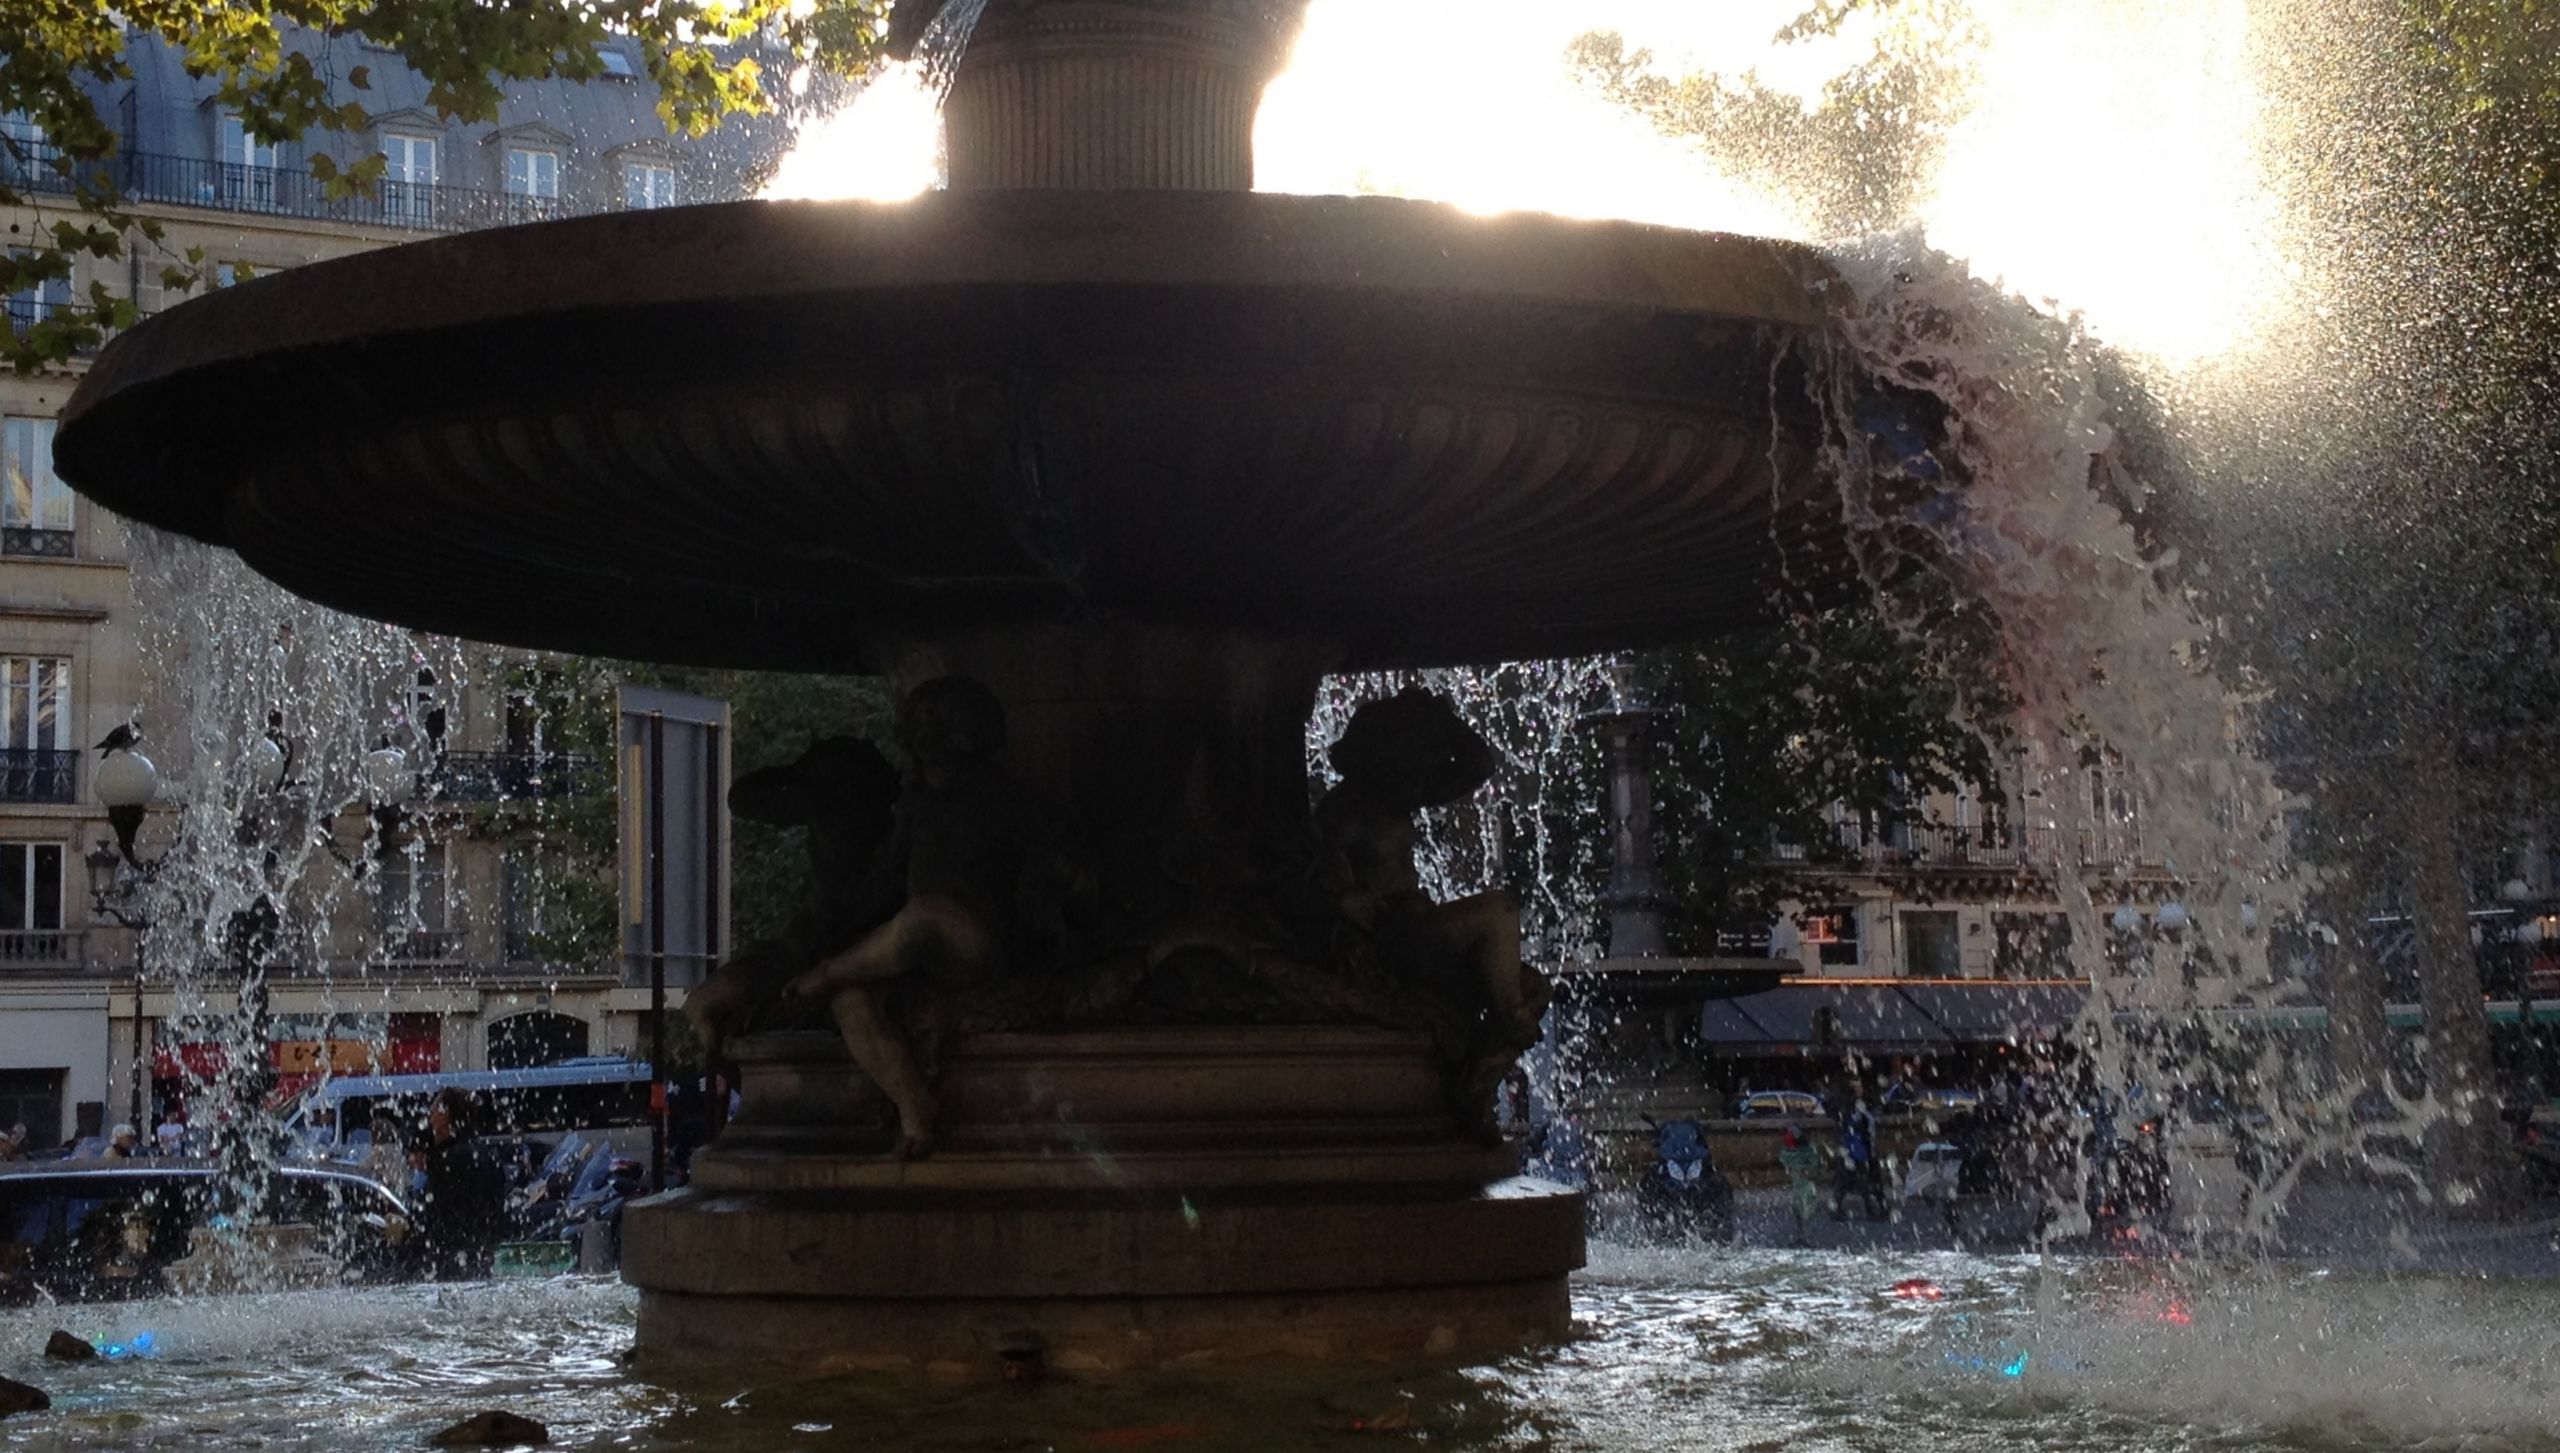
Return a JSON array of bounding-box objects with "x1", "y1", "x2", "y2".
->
[
  {"x1": 789, "y1": 676, "x2": 1050, "y2": 1159},
  {"x1": 1316, "y1": 687, "x2": 1550, "y2": 1134},
  {"x1": 684, "y1": 736, "x2": 902, "y2": 1063}
]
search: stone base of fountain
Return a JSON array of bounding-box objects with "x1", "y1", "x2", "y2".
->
[
  {"x1": 162, "y1": 1222, "x2": 341, "y2": 1295},
  {"x1": 622, "y1": 1028, "x2": 1583, "y2": 1378}
]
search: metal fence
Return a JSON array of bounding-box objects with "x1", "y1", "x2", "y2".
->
[{"x1": 430, "y1": 750, "x2": 598, "y2": 803}]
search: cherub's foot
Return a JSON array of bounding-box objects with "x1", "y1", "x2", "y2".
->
[{"x1": 892, "y1": 1123, "x2": 937, "y2": 1161}]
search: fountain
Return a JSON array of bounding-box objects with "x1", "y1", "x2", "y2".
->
[{"x1": 62, "y1": 0, "x2": 1856, "y2": 1377}]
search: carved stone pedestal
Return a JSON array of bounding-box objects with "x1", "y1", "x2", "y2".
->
[{"x1": 622, "y1": 1028, "x2": 1584, "y2": 1378}]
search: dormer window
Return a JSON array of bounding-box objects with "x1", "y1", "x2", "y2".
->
[
  {"x1": 382, "y1": 132, "x2": 439, "y2": 224},
  {"x1": 505, "y1": 146, "x2": 560, "y2": 200},
  {"x1": 623, "y1": 160, "x2": 676, "y2": 209},
  {"x1": 218, "y1": 113, "x2": 280, "y2": 207},
  {"x1": 596, "y1": 47, "x2": 637, "y2": 80},
  {"x1": 0, "y1": 112, "x2": 55, "y2": 188}
]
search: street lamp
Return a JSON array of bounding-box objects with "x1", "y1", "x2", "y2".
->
[
  {"x1": 95, "y1": 746, "x2": 159, "y2": 867},
  {"x1": 85, "y1": 839, "x2": 148, "y2": 1131}
]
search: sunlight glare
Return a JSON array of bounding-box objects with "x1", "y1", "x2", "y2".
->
[{"x1": 763, "y1": 61, "x2": 942, "y2": 201}]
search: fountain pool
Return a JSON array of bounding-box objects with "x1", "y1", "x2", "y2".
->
[{"x1": 7, "y1": 1246, "x2": 2556, "y2": 1451}]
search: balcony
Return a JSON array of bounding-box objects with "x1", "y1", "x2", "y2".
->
[
  {"x1": 0, "y1": 929, "x2": 84, "y2": 970},
  {"x1": 378, "y1": 929, "x2": 466, "y2": 966},
  {"x1": 430, "y1": 750, "x2": 597, "y2": 803},
  {"x1": 106, "y1": 152, "x2": 621, "y2": 236},
  {"x1": 0, "y1": 748, "x2": 76, "y2": 804},
  {"x1": 1, "y1": 527, "x2": 73, "y2": 559},
  {"x1": 1762, "y1": 821, "x2": 2168, "y2": 875}
]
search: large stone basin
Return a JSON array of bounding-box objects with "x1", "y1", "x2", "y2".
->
[{"x1": 55, "y1": 190, "x2": 1839, "y2": 674}]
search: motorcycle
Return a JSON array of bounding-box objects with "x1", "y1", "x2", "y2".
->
[{"x1": 1634, "y1": 1118, "x2": 1736, "y2": 1243}]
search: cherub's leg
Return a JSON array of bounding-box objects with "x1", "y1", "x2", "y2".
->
[
  {"x1": 828, "y1": 987, "x2": 937, "y2": 1159},
  {"x1": 791, "y1": 896, "x2": 1000, "y2": 999},
  {"x1": 1441, "y1": 892, "x2": 1537, "y2": 1030},
  {"x1": 686, "y1": 939, "x2": 802, "y2": 1063},
  {"x1": 791, "y1": 912, "x2": 921, "y2": 999}
]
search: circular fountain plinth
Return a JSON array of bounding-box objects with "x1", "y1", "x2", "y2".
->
[{"x1": 622, "y1": 1028, "x2": 1583, "y2": 1377}]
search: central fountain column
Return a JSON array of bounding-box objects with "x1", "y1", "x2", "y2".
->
[
  {"x1": 939, "y1": 0, "x2": 1301, "y2": 190},
  {"x1": 617, "y1": 0, "x2": 1588, "y2": 1379}
]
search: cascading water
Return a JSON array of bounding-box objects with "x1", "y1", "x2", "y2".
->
[
  {"x1": 18, "y1": 2, "x2": 2557, "y2": 1447},
  {"x1": 119, "y1": 531, "x2": 543, "y2": 1236}
]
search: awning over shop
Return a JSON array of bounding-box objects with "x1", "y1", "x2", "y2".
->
[
  {"x1": 1701, "y1": 984, "x2": 1952, "y2": 1051},
  {"x1": 1692, "y1": 983, "x2": 2560, "y2": 1055},
  {"x1": 1896, "y1": 982, "x2": 2089, "y2": 1042}
]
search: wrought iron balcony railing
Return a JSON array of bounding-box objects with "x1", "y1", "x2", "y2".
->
[
  {"x1": 15, "y1": 149, "x2": 636, "y2": 235},
  {"x1": 378, "y1": 929, "x2": 467, "y2": 965},
  {"x1": 1, "y1": 527, "x2": 73, "y2": 558},
  {"x1": 430, "y1": 750, "x2": 598, "y2": 803},
  {"x1": 0, "y1": 747, "x2": 76, "y2": 804}
]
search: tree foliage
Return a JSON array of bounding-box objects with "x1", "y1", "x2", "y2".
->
[
  {"x1": 0, "y1": 0, "x2": 892, "y2": 371},
  {"x1": 1567, "y1": 0, "x2": 1982, "y2": 236},
  {"x1": 1639, "y1": 606, "x2": 2001, "y2": 953}
]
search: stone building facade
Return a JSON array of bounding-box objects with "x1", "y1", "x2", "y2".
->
[{"x1": 0, "y1": 29, "x2": 792, "y2": 1146}]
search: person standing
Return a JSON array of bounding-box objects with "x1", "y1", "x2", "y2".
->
[
  {"x1": 1777, "y1": 1125, "x2": 1822, "y2": 1246},
  {"x1": 418, "y1": 1090, "x2": 506, "y2": 1279}
]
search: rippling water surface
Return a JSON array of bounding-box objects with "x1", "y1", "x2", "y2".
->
[{"x1": 7, "y1": 1247, "x2": 2556, "y2": 1451}]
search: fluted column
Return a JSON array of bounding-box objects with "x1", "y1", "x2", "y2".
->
[{"x1": 944, "y1": 1, "x2": 1308, "y2": 190}]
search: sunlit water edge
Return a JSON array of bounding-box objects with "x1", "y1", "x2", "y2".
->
[{"x1": 5, "y1": 1244, "x2": 2554, "y2": 1452}]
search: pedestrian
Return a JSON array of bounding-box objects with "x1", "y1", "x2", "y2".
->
[
  {"x1": 1777, "y1": 1125, "x2": 1821, "y2": 1246},
  {"x1": 104, "y1": 1124, "x2": 140, "y2": 1159},
  {"x1": 417, "y1": 1089, "x2": 506, "y2": 1279},
  {"x1": 154, "y1": 1114, "x2": 185, "y2": 1158},
  {"x1": 0, "y1": 1124, "x2": 26, "y2": 1161},
  {"x1": 361, "y1": 1111, "x2": 408, "y2": 1192}
]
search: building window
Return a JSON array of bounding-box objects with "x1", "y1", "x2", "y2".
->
[
  {"x1": 595, "y1": 47, "x2": 637, "y2": 80},
  {"x1": 0, "y1": 657, "x2": 72, "y2": 804},
  {"x1": 217, "y1": 113, "x2": 280, "y2": 207},
  {"x1": 382, "y1": 133, "x2": 438, "y2": 224},
  {"x1": 1, "y1": 417, "x2": 73, "y2": 557},
  {"x1": 0, "y1": 112, "x2": 57, "y2": 188},
  {"x1": 1991, "y1": 912, "x2": 2072, "y2": 980},
  {"x1": 4, "y1": 251, "x2": 72, "y2": 335},
  {"x1": 0, "y1": 842, "x2": 65, "y2": 967},
  {"x1": 1900, "y1": 910, "x2": 1962, "y2": 978},
  {"x1": 504, "y1": 146, "x2": 560, "y2": 200},
  {"x1": 375, "y1": 840, "x2": 454, "y2": 961},
  {"x1": 1802, "y1": 905, "x2": 1861, "y2": 969},
  {"x1": 623, "y1": 161, "x2": 677, "y2": 210},
  {"x1": 0, "y1": 842, "x2": 63, "y2": 930}
]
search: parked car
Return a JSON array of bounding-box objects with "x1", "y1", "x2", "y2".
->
[
  {"x1": 0, "y1": 1160, "x2": 412, "y2": 1303},
  {"x1": 1733, "y1": 1090, "x2": 1824, "y2": 1120}
]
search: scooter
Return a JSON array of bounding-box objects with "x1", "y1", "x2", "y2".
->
[{"x1": 1634, "y1": 1118, "x2": 1736, "y2": 1243}]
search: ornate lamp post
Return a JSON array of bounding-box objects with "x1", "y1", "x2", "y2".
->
[
  {"x1": 1582, "y1": 656, "x2": 1668, "y2": 958},
  {"x1": 88, "y1": 744, "x2": 159, "y2": 1129}
]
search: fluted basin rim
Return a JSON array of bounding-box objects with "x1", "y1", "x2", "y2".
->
[
  {"x1": 55, "y1": 189, "x2": 1850, "y2": 671},
  {"x1": 70, "y1": 191, "x2": 1835, "y2": 430}
]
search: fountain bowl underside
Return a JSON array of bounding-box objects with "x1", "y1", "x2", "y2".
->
[{"x1": 58, "y1": 190, "x2": 1843, "y2": 672}]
